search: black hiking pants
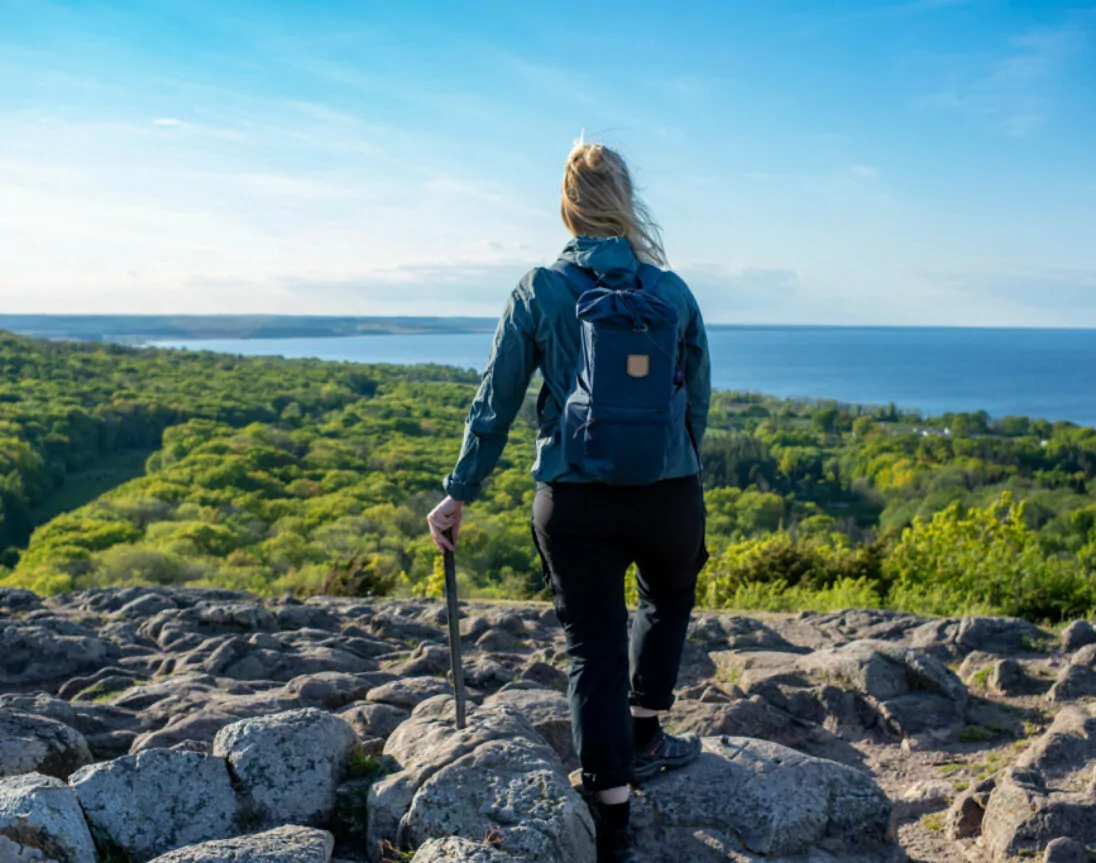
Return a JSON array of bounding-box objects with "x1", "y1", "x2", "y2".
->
[{"x1": 531, "y1": 474, "x2": 708, "y2": 792}]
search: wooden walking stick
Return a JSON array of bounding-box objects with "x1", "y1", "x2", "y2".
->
[{"x1": 443, "y1": 528, "x2": 467, "y2": 729}]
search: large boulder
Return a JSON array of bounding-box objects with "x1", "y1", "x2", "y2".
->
[
  {"x1": 367, "y1": 697, "x2": 592, "y2": 863},
  {"x1": 1014, "y1": 704, "x2": 1096, "y2": 781},
  {"x1": 0, "y1": 773, "x2": 96, "y2": 863},
  {"x1": 718, "y1": 639, "x2": 968, "y2": 740},
  {"x1": 401, "y1": 736, "x2": 591, "y2": 862},
  {"x1": 630, "y1": 736, "x2": 895, "y2": 859},
  {"x1": 0, "y1": 588, "x2": 41, "y2": 613},
  {"x1": 484, "y1": 687, "x2": 576, "y2": 770},
  {"x1": 944, "y1": 776, "x2": 997, "y2": 841},
  {"x1": 1043, "y1": 837, "x2": 1091, "y2": 863},
  {"x1": 795, "y1": 640, "x2": 967, "y2": 737},
  {"x1": 1046, "y1": 644, "x2": 1096, "y2": 703},
  {"x1": 987, "y1": 658, "x2": 1026, "y2": 696},
  {"x1": 213, "y1": 708, "x2": 355, "y2": 829},
  {"x1": 950, "y1": 706, "x2": 1096, "y2": 858},
  {"x1": 1045, "y1": 663, "x2": 1096, "y2": 703},
  {"x1": 0, "y1": 710, "x2": 92, "y2": 779},
  {"x1": 797, "y1": 640, "x2": 966, "y2": 705},
  {"x1": 411, "y1": 836, "x2": 511, "y2": 862},
  {"x1": 1071, "y1": 643, "x2": 1096, "y2": 667},
  {"x1": 0, "y1": 693, "x2": 139, "y2": 761},
  {"x1": 981, "y1": 767, "x2": 1096, "y2": 861},
  {"x1": 1060, "y1": 619, "x2": 1096, "y2": 653},
  {"x1": 146, "y1": 826, "x2": 334, "y2": 863},
  {"x1": 68, "y1": 748, "x2": 238, "y2": 862},
  {"x1": 909, "y1": 616, "x2": 1046, "y2": 658}
]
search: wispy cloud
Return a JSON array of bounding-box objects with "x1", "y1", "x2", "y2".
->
[
  {"x1": 926, "y1": 266, "x2": 1096, "y2": 308},
  {"x1": 181, "y1": 259, "x2": 545, "y2": 316},
  {"x1": 678, "y1": 264, "x2": 800, "y2": 314},
  {"x1": 920, "y1": 16, "x2": 1091, "y2": 137}
]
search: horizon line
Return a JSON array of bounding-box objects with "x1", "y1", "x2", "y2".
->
[{"x1": 3, "y1": 315, "x2": 1096, "y2": 334}]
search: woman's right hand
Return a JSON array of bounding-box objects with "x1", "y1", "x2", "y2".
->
[{"x1": 426, "y1": 496, "x2": 464, "y2": 553}]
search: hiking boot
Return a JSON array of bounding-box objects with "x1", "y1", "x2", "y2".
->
[
  {"x1": 596, "y1": 823, "x2": 639, "y2": 863},
  {"x1": 589, "y1": 799, "x2": 639, "y2": 863},
  {"x1": 632, "y1": 729, "x2": 701, "y2": 782}
]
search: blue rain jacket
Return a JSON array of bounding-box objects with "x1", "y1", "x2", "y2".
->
[{"x1": 443, "y1": 235, "x2": 711, "y2": 501}]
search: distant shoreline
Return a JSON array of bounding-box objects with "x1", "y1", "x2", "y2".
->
[
  {"x1": 2, "y1": 315, "x2": 1096, "y2": 345},
  {"x1": 4, "y1": 322, "x2": 1096, "y2": 426},
  {"x1": 0, "y1": 315, "x2": 499, "y2": 343}
]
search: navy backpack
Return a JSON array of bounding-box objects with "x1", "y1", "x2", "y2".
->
[{"x1": 552, "y1": 261, "x2": 689, "y2": 485}]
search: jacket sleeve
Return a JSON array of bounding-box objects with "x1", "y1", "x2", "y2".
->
[
  {"x1": 683, "y1": 293, "x2": 711, "y2": 447},
  {"x1": 443, "y1": 284, "x2": 537, "y2": 502}
]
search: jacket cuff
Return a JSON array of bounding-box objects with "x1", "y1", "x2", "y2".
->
[{"x1": 443, "y1": 474, "x2": 480, "y2": 503}]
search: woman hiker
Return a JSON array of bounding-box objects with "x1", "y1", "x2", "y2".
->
[{"x1": 427, "y1": 140, "x2": 711, "y2": 863}]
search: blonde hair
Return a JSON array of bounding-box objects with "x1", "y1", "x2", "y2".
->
[{"x1": 561, "y1": 140, "x2": 667, "y2": 267}]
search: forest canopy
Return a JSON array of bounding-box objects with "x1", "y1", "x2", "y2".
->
[{"x1": 1, "y1": 330, "x2": 1094, "y2": 622}]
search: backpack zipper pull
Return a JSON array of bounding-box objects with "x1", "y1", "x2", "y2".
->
[{"x1": 572, "y1": 417, "x2": 595, "y2": 438}]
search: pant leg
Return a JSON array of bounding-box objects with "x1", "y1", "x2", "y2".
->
[
  {"x1": 532, "y1": 484, "x2": 635, "y2": 792},
  {"x1": 628, "y1": 475, "x2": 708, "y2": 711}
]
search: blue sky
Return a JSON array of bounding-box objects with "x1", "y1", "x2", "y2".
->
[{"x1": 1, "y1": 0, "x2": 1094, "y2": 325}]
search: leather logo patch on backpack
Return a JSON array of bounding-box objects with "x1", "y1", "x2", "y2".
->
[{"x1": 627, "y1": 354, "x2": 650, "y2": 378}]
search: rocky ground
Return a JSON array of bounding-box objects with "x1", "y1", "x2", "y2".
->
[{"x1": 2, "y1": 586, "x2": 1095, "y2": 862}]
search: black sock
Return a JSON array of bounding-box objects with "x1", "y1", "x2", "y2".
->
[
  {"x1": 634, "y1": 714, "x2": 661, "y2": 749},
  {"x1": 597, "y1": 799, "x2": 630, "y2": 832}
]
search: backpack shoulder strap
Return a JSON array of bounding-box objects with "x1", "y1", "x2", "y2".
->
[
  {"x1": 636, "y1": 263, "x2": 664, "y2": 293},
  {"x1": 550, "y1": 261, "x2": 598, "y2": 293}
]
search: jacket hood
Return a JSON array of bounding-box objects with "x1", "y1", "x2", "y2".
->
[{"x1": 559, "y1": 235, "x2": 639, "y2": 280}]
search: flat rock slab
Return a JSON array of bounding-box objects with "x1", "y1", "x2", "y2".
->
[
  {"x1": 0, "y1": 620, "x2": 112, "y2": 689},
  {"x1": 366, "y1": 676, "x2": 452, "y2": 710},
  {"x1": 147, "y1": 825, "x2": 334, "y2": 863},
  {"x1": 0, "y1": 772, "x2": 96, "y2": 863},
  {"x1": 633, "y1": 736, "x2": 894, "y2": 858},
  {"x1": 69, "y1": 748, "x2": 238, "y2": 862}
]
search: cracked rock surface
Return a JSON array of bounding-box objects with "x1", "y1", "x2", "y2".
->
[{"x1": 1, "y1": 587, "x2": 1088, "y2": 861}]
